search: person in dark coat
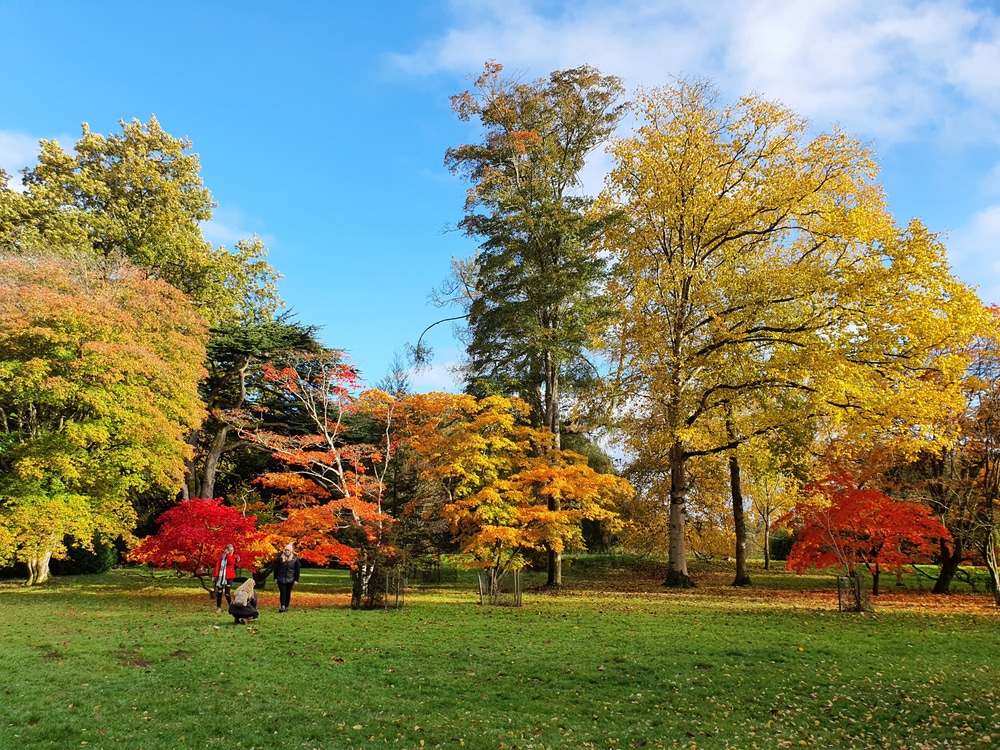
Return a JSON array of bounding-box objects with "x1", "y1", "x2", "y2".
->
[
  {"x1": 228, "y1": 578, "x2": 259, "y2": 624},
  {"x1": 213, "y1": 543, "x2": 240, "y2": 614},
  {"x1": 274, "y1": 542, "x2": 300, "y2": 612}
]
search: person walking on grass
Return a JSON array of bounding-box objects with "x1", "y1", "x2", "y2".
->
[
  {"x1": 228, "y1": 578, "x2": 259, "y2": 624},
  {"x1": 274, "y1": 542, "x2": 300, "y2": 612},
  {"x1": 213, "y1": 543, "x2": 240, "y2": 614}
]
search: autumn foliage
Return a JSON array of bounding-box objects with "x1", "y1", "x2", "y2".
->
[
  {"x1": 397, "y1": 393, "x2": 629, "y2": 579},
  {"x1": 780, "y1": 474, "x2": 949, "y2": 591},
  {"x1": 129, "y1": 497, "x2": 273, "y2": 580},
  {"x1": 226, "y1": 353, "x2": 395, "y2": 570},
  {"x1": 0, "y1": 254, "x2": 207, "y2": 583}
]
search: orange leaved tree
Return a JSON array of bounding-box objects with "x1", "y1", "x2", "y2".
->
[
  {"x1": 226, "y1": 352, "x2": 396, "y2": 608},
  {"x1": 397, "y1": 392, "x2": 630, "y2": 597},
  {"x1": 780, "y1": 473, "x2": 949, "y2": 595}
]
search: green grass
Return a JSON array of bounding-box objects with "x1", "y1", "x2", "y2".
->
[{"x1": 1, "y1": 561, "x2": 999, "y2": 749}]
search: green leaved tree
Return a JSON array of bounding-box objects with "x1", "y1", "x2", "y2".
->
[
  {"x1": 0, "y1": 254, "x2": 206, "y2": 583},
  {"x1": 0, "y1": 117, "x2": 295, "y2": 518},
  {"x1": 443, "y1": 61, "x2": 626, "y2": 586},
  {"x1": 0, "y1": 116, "x2": 282, "y2": 328}
]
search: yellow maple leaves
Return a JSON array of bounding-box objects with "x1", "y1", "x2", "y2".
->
[
  {"x1": 595, "y1": 78, "x2": 988, "y2": 584},
  {"x1": 396, "y1": 392, "x2": 631, "y2": 574}
]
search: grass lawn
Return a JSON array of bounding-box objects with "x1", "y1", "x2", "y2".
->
[{"x1": 1, "y1": 559, "x2": 998, "y2": 749}]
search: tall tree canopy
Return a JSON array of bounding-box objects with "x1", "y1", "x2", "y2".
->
[
  {"x1": 446, "y1": 62, "x2": 625, "y2": 438},
  {"x1": 445, "y1": 61, "x2": 626, "y2": 586},
  {"x1": 183, "y1": 318, "x2": 322, "y2": 501},
  {"x1": 0, "y1": 116, "x2": 282, "y2": 327},
  {"x1": 0, "y1": 116, "x2": 294, "y2": 531},
  {"x1": 0, "y1": 254, "x2": 206, "y2": 583},
  {"x1": 598, "y1": 79, "x2": 984, "y2": 587}
]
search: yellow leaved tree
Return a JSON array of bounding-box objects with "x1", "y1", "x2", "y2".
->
[
  {"x1": 0, "y1": 254, "x2": 207, "y2": 583},
  {"x1": 396, "y1": 392, "x2": 630, "y2": 594},
  {"x1": 598, "y1": 78, "x2": 985, "y2": 587}
]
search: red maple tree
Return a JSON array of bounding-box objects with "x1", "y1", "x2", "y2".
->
[
  {"x1": 226, "y1": 352, "x2": 396, "y2": 606},
  {"x1": 780, "y1": 473, "x2": 950, "y2": 594},
  {"x1": 129, "y1": 497, "x2": 273, "y2": 588}
]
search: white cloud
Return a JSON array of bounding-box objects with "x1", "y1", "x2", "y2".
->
[
  {"x1": 0, "y1": 131, "x2": 39, "y2": 167},
  {"x1": 0, "y1": 131, "x2": 41, "y2": 189},
  {"x1": 200, "y1": 204, "x2": 274, "y2": 249},
  {"x1": 946, "y1": 204, "x2": 1000, "y2": 305},
  {"x1": 393, "y1": 0, "x2": 1000, "y2": 144},
  {"x1": 723, "y1": 0, "x2": 1000, "y2": 142},
  {"x1": 409, "y1": 360, "x2": 464, "y2": 393}
]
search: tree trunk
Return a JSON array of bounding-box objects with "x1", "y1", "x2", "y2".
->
[
  {"x1": 664, "y1": 441, "x2": 694, "y2": 588},
  {"x1": 544, "y1": 349, "x2": 562, "y2": 589},
  {"x1": 985, "y1": 532, "x2": 1000, "y2": 607},
  {"x1": 933, "y1": 537, "x2": 964, "y2": 594},
  {"x1": 184, "y1": 356, "x2": 250, "y2": 501},
  {"x1": 200, "y1": 424, "x2": 230, "y2": 499},
  {"x1": 26, "y1": 550, "x2": 53, "y2": 585},
  {"x1": 182, "y1": 426, "x2": 202, "y2": 500},
  {"x1": 546, "y1": 542, "x2": 561, "y2": 588},
  {"x1": 763, "y1": 523, "x2": 771, "y2": 571},
  {"x1": 351, "y1": 558, "x2": 385, "y2": 610},
  {"x1": 872, "y1": 563, "x2": 881, "y2": 596},
  {"x1": 252, "y1": 559, "x2": 276, "y2": 589},
  {"x1": 729, "y1": 452, "x2": 751, "y2": 587}
]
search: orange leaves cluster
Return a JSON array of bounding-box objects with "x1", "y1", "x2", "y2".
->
[
  {"x1": 272, "y1": 504, "x2": 359, "y2": 567},
  {"x1": 229, "y1": 352, "x2": 394, "y2": 569},
  {"x1": 253, "y1": 472, "x2": 329, "y2": 509},
  {"x1": 221, "y1": 375, "x2": 631, "y2": 577},
  {"x1": 397, "y1": 392, "x2": 631, "y2": 572},
  {"x1": 509, "y1": 130, "x2": 541, "y2": 155}
]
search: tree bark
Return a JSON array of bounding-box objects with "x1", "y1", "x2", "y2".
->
[
  {"x1": 26, "y1": 550, "x2": 53, "y2": 585},
  {"x1": 183, "y1": 355, "x2": 250, "y2": 501},
  {"x1": 200, "y1": 424, "x2": 230, "y2": 499},
  {"x1": 762, "y1": 523, "x2": 771, "y2": 571},
  {"x1": 729, "y1": 452, "x2": 751, "y2": 587},
  {"x1": 181, "y1": 437, "x2": 197, "y2": 500},
  {"x1": 544, "y1": 349, "x2": 562, "y2": 589},
  {"x1": 665, "y1": 440, "x2": 694, "y2": 587},
  {"x1": 933, "y1": 537, "x2": 964, "y2": 594},
  {"x1": 872, "y1": 563, "x2": 881, "y2": 596},
  {"x1": 985, "y1": 533, "x2": 1000, "y2": 607}
]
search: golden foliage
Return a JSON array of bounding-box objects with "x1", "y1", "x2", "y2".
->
[
  {"x1": 396, "y1": 392, "x2": 631, "y2": 574},
  {"x1": 596, "y1": 78, "x2": 986, "y2": 579}
]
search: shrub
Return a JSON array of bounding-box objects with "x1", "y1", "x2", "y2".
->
[
  {"x1": 50, "y1": 536, "x2": 119, "y2": 575},
  {"x1": 769, "y1": 530, "x2": 796, "y2": 561}
]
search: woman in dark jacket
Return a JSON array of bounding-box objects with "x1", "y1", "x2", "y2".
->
[{"x1": 274, "y1": 542, "x2": 300, "y2": 612}]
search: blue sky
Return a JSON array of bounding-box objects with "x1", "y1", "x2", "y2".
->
[{"x1": 2, "y1": 0, "x2": 999, "y2": 390}]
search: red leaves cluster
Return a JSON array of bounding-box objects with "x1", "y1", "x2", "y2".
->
[
  {"x1": 780, "y1": 473, "x2": 949, "y2": 576},
  {"x1": 129, "y1": 497, "x2": 272, "y2": 574},
  {"x1": 233, "y1": 353, "x2": 394, "y2": 569}
]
